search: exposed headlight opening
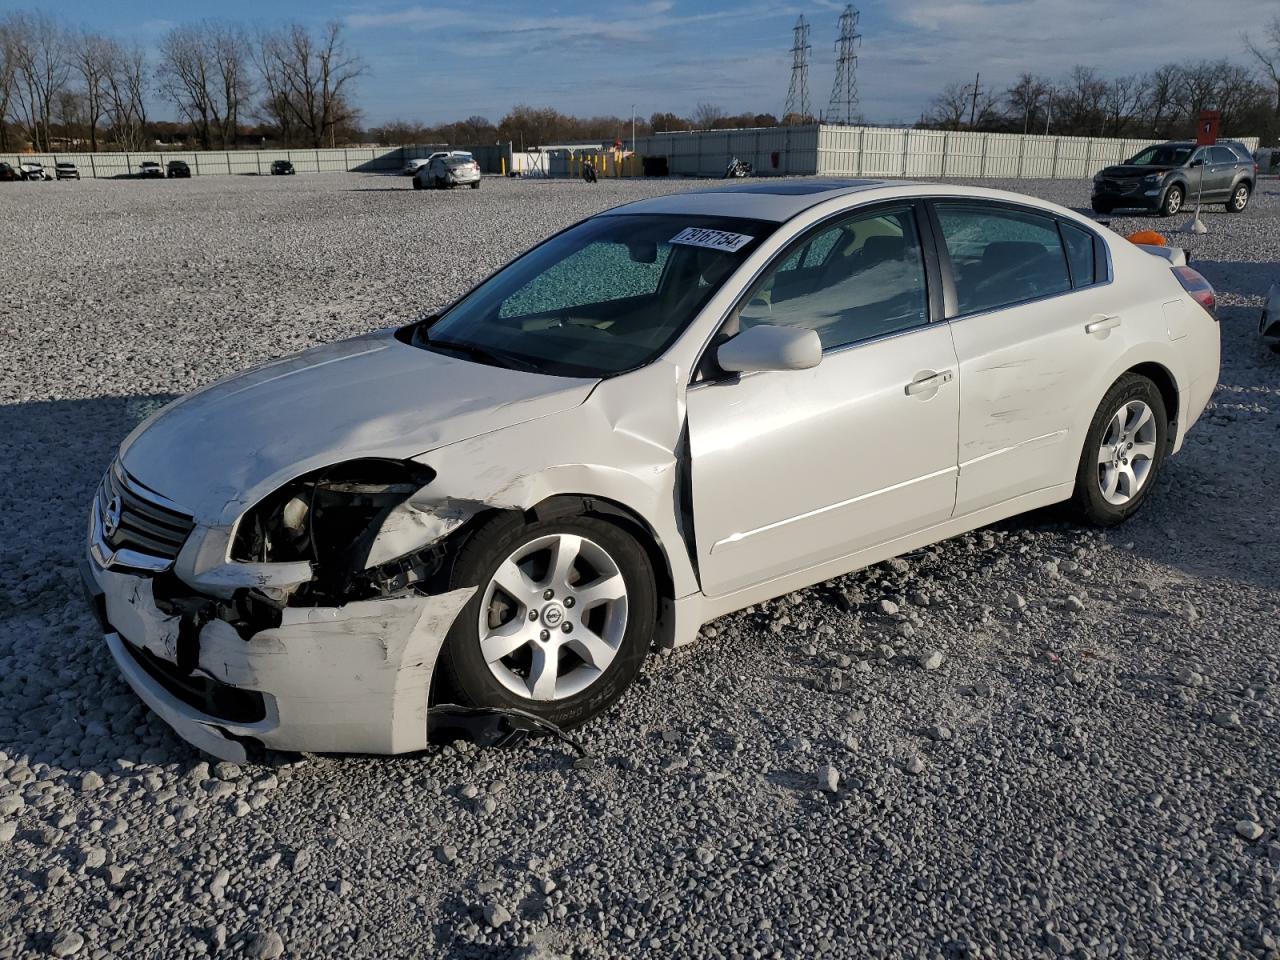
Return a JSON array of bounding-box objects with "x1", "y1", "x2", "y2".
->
[{"x1": 231, "y1": 459, "x2": 439, "y2": 602}]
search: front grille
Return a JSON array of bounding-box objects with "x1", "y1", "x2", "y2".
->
[{"x1": 97, "y1": 461, "x2": 195, "y2": 563}]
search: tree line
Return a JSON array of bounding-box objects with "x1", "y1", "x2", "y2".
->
[
  {"x1": 922, "y1": 20, "x2": 1280, "y2": 144},
  {"x1": 0, "y1": 12, "x2": 363, "y2": 152}
]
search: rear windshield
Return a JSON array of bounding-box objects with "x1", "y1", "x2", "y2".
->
[
  {"x1": 417, "y1": 213, "x2": 774, "y2": 377},
  {"x1": 445, "y1": 157, "x2": 474, "y2": 166}
]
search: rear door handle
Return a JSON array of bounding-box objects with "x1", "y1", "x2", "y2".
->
[
  {"x1": 1085, "y1": 316, "x2": 1121, "y2": 335},
  {"x1": 905, "y1": 370, "x2": 953, "y2": 396}
]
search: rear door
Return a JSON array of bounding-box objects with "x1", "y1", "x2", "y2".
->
[
  {"x1": 930, "y1": 200, "x2": 1121, "y2": 515},
  {"x1": 1202, "y1": 146, "x2": 1239, "y2": 199}
]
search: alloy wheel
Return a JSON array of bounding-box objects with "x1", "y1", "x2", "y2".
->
[
  {"x1": 1232, "y1": 185, "x2": 1249, "y2": 211},
  {"x1": 1097, "y1": 400, "x2": 1159, "y2": 505},
  {"x1": 477, "y1": 533, "x2": 629, "y2": 701},
  {"x1": 1166, "y1": 189, "x2": 1182, "y2": 215}
]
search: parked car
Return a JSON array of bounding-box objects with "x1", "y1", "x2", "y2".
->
[
  {"x1": 0, "y1": 162, "x2": 18, "y2": 182},
  {"x1": 1262, "y1": 284, "x2": 1280, "y2": 353},
  {"x1": 1092, "y1": 140, "x2": 1256, "y2": 216},
  {"x1": 81, "y1": 180, "x2": 1219, "y2": 762},
  {"x1": 166, "y1": 160, "x2": 191, "y2": 179},
  {"x1": 270, "y1": 160, "x2": 295, "y2": 176},
  {"x1": 138, "y1": 161, "x2": 163, "y2": 179},
  {"x1": 402, "y1": 157, "x2": 436, "y2": 176},
  {"x1": 55, "y1": 162, "x2": 80, "y2": 181},
  {"x1": 413, "y1": 152, "x2": 481, "y2": 190},
  {"x1": 19, "y1": 161, "x2": 50, "y2": 181}
]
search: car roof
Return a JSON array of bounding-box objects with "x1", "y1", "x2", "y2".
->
[
  {"x1": 600, "y1": 179, "x2": 1096, "y2": 228},
  {"x1": 603, "y1": 179, "x2": 893, "y2": 222}
]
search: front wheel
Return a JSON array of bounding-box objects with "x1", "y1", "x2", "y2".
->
[
  {"x1": 1091, "y1": 199, "x2": 1114, "y2": 214},
  {"x1": 469, "y1": 180, "x2": 480, "y2": 189},
  {"x1": 1069, "y1": 374, "x2": 1168, "y2": 526},
  {"x1": 436, "y1": 514, "x2": 656, "y2": 728},
  {"x1": 1159, "y1": 184, "x2": 1184, "y2": 217},
  {"x1": 1226, "y1": 182, "x2": 1250, "y2": 213}
]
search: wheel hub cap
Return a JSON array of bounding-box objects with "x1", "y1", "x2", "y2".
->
[
  {"x1": 1097, "y1": 400, "x2": 1158, "y2": 506},
  {"x1": 477, "y1": 533, "x2": 629, "y2": 702}
]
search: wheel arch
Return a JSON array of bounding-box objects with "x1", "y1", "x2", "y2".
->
[
  {"x1": 1125, "y1": 360, "x2": 1180, "y2": 438},
  {"x1": 528, "y1": 493, "x2": 678, "y2": 647}
]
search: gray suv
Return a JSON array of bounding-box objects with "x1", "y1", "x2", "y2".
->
[{"x1": 1092, "y1": 140, "x2": 1256, "y2": 216}]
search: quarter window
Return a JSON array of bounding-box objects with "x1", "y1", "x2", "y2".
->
[
  {"x1": 738, "y1": 206, "x2": 930, "y2": 350},
  {"x1": 1059, "y1": 222, "x2": 1098, "y2": 288},
  {"x1": 935, "y1": 204, "x2": 1072, "y2": 314}
]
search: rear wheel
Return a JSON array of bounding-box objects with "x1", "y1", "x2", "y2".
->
[
  {"x1": 1159, "y1": 184, "x2": 1184, "y2": 217},
  {"x1": 470, "y1": 180, "x2": 480, "y2": 190},
  {"x1": 1069, "y1": 374, "x2": 1168, "y2": 526},
  {"x1": 436, "y1": 514, "x2": 656, "y2": 729},
  {"x1": 1226, "y1": 181, "x2": 1250, "y2": 213}
]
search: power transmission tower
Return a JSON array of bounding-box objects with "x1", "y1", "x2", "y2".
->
[
  {"x1": 825, "y1": 5, "x2": 861, "y2": 125},
  {"x1": 783, "y1": 15, "x2": 811, "y2": 123}
]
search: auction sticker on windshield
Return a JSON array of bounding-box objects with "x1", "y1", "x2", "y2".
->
[{"x1": 669, "y1": 227, "x2": 755, "y2": 253}]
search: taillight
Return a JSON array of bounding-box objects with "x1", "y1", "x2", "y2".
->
[{"x1": 1173, "y1": 265, "x2": 1216, "y2": 318}]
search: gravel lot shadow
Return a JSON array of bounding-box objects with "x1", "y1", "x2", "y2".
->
[{"x1": 0, "y1": 393, "x2": 200, "y2": 773}]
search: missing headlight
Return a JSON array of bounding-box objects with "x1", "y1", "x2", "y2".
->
[{"x1": 232, "y1": 459, "x2": 438, "y2": 602}]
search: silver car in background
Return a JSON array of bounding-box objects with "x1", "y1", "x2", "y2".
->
[{"x1": 414, "y1": 152, "x2": 481, "y2": 190}]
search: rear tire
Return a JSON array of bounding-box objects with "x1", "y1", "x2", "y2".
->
[
  {"x1": 1069, "y1": 373, "x2": 1169, "y2": 526},
  {"x1": 435, "y1": 513, "x2": 656, "y2": 729},
  {"x1": 1225, "y1": 181, "x2": 1250, "y2": 213},
  {"x1": 1159, "y1": 184, "x2": 1184, "y2": 218},
  {"x1": 470, "y1": 180, "x2": 480, "y2": 190}
]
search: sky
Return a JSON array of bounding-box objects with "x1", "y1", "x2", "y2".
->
[{"x1": 34, "y1": 0, "x2": 1280, "y2": 128}]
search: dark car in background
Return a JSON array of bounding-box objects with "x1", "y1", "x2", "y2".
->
[
  {"x1": 270, "y1": 160, "x2": 295, "y2": 175},
  {"x1": 1092, "y1": 140, "x2": 1256, "y2": 216},
  {"x1": 166, "y1": 160, "x2": 191, "y2": 179},
  {"x1": 55, "y1": 162, "x2": 80, "y2": 181},
  {"x1": 0, "y1": 162, "x2": 18, "y2": 182}
]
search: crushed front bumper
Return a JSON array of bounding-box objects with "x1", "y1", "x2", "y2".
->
[{"x1": 81, "y1": 555, "x2": 474, "y2": 761}]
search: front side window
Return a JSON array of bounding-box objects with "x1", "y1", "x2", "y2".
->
[
  {"x1": 1129, "y1": 145, "x2": 1193, "y2": 166},
  {"x1": 935, "y1": 204, "x2": 1072, "y2": 314},
  {"x1": 420, "y1": 214, "x2": 772, "y2": 377},
  {"x1": 738, "y1": 206, "x2": 930, "y2": 350}
]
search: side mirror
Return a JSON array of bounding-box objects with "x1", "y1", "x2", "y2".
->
[{"x1": 717, "y1": 324, "x2": 821, "y2": 373}]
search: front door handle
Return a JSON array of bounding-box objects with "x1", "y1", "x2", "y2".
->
[
  {"x1": 905, "y1": 369, "x2": 953, "y2": 396},
  {"x1": 1085, "y1": 316, "x2": 1121, "y2": 336}
]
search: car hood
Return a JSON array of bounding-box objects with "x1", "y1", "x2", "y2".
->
[
  {"x1": 1098, "y1": 164, "x2": 1176, "y2": 179},
  {"x1": 118, "y1": 330, "x2": 597, "y2": 524}
]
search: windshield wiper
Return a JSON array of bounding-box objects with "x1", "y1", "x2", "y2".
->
[{"x1": 423, "y1": 336, "x2": 540, "y2": 372}]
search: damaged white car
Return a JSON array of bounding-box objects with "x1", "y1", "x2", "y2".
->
[{"x1": 82, "y1": 180, "x2": 1221, "y2": 762}]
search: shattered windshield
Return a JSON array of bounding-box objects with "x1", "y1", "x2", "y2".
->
[
  {"x1": 418, "y1": 213, "x2": 773, "y2": 377},
  {"x1": 1129, "y1": 145, "x2": 1193, "y2": 166}
]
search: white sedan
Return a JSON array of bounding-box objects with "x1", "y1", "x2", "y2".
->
[{"x1": 82, "y1": 180, "x2": 1220, "y2": 761}]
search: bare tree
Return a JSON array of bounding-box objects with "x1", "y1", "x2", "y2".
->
[
  {"x1": 1244, "y1": 16, "x2": 1280, "y2": 119},
  {"x1": 1006, "y1": 73, "x2": 1051, "y2": 133},
  {"x1": 0, "y1": 18, "x2": 17, "y2": 150},
  {"x1": 260, "y1": 22, "x2": 363, "y2": 148},
  {"x1": 928, "y1": 82, "x2": 971, "y2": 130},
  {"x1": 211, "y1": 23, "x2": 251, "y2": 148},
  {"x1": 692, "y1": 102, "x2": 725, "y2": 129},
  {"x1": 103, "y1": 39, "x2": 148, "y2": 150},
  {"x1": 158, "y1": 25, "x2": 218, "y2": 148},
  {"x1": 1141, "y1": 63, "x2": 1183, "y2": 136},
  {"x1": 6, "y1": 13, "x2": 70, "y2": 151},
  {"x1": 1102, "y1": 74, "x2": 1145, "y2": 137},
  {"x1": 71, "y1": 30, "x2": 111, "y2": 150}
]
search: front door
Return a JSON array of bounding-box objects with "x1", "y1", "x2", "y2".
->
[{"x1": 687, "y1": 202, "x2": 960, "y2": 599}]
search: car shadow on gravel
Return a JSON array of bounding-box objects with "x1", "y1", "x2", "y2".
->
[{"x1": 0, "y1": 393, "x2": 205, "y2": 772}]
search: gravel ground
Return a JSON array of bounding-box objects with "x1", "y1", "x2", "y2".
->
[{"x1": 1, "y1": 172, "x2": 1279, "y2": 960}]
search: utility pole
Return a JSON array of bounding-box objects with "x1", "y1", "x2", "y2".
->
[
  {"x1": 784, "y1": 15, "x2": 812, "y2": 122},
  {"x1": 825, "y1": 5, "x2": 862, "y2": 125},
  {"x1": 631, "y1": 103, "x2": 636, "y2": 153},
  {"x1": 968, "y1": 72, "x2": 981, "y2": 128}
]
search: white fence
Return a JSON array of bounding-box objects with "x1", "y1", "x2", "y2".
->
[
  {"x1": 635, "y1": 124, "x2": 1262, "y2": 180},
  {"x1": 0, "y1": 145, "x2": 449, "y2": 178}
]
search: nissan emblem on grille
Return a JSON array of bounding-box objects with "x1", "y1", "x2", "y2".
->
[{"x1": 102, "y1": 495, "x2": 123, "y2": 539}]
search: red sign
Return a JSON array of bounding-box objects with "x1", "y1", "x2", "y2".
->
[{"x1": 1196, "y1": 110, "x2": 1221, "y2": 146}]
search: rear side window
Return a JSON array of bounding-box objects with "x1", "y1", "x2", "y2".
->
[
  {"x1": 935, "y1": 204, "x2": 1071, "y2": 314},
  {"x1": 1059, "y1": 222, "x2": 1098, "y2": 287},
  {"x1": 1209, "y1": 146, "x2": 1238, "y2": 165}
]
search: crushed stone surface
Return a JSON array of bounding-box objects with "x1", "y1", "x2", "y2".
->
[{"x1": 1, "y1": 172, "x2": 1278, "y2": 958}]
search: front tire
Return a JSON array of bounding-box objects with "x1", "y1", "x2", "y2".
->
[
  {"x1": 1091, "y1": 199, "x2": 1114, "y2": 214},
  {"x1": 1069, "y1": 373, "x2": 1168, "y2": 526},
  {"x1": 1159, "y1": 184, "x2": 1184, "y2": 217},
  {"x1": 469, "y1": 180, "x2": 480, "y2": 189},
  {"x1": 1226, "y1": 181, "x2": 1250, "y2": 213},
  {"x1": 436, "y1": 514, "x2": 656, "y2": 729}
]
